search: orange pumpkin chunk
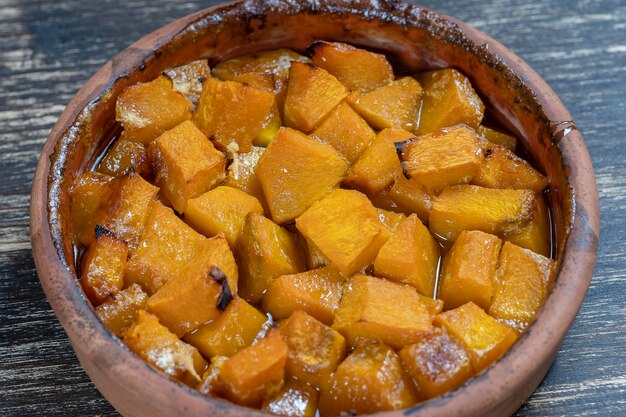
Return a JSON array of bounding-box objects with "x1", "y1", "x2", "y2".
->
[
  {"x1": 185, "y1": 235, "x2": 240, "y2": 296},
  {"x1": 257, "y1": 127, "x2": 349, "y2": 224},
  {"x1": 477, "y1": 125, "x2": 517, "y2": 151},
  {"x1": 283, "y1": 62, "x2": 349, "y2": 133},
  {"x1": 295, "y1": 189, "x2": 387, "y2": 276},
  {"x1": 319, "y1": 339, "x2": 419, "y2": 417},
  {"x1": 262, "y1": 266, "x2": 346, "y2": 325},
  {"x1": 219, "y1": 329, "x2": 288, "y2": 406},
  {"x1": 332, "y1": 274, "x2": 433, "y2": 348},
  {"x1": 95, "y1": 283, "x2": 148, "y2": 336},
  {"x1": 70, "y1": 172, "x2": 115, "y2": 247},
  {"x1": 123, "y1": 310, "x2": 207, "y2": 387},
  {"x1": 438, "y1": 230, "x2": 502, "y2": 311},
  {"x1": 308, "y1": 41, "x2": 394, "y2": 92},
  {"x1": 348, "y1": 76, "x2": 423, "y2": 131},
  {"x1": 388, "y1": 176, "x2": 433, "y2": 223},
  {"x1": 374, "y1": 214, "x2": 441, "y2": 296},
  {"x1": 97, "y1": 139, "x2": 150, "y2": 178},
  {"x1": 212, "y1": 48, "x2": 310, "y2": 82},
  {"x1": 115, "y1": 75, "x2": 192, "y2": 144},
  {"x1": 262, "y1": 379, "x2": 319, "y2": 417},
  {"x1": 184, "y1": 297, "x2": 267, "y2": 358},
  {"x1": 280, "y1": 311, "x2": 347, "y2": 390},
  {"x1": 435, "y1": 302, "x2": 517, "y2": 372},
  {"x1": 151, "y1": 120, "x2": 226, "y2": 213},
  {"x1": 197, "y1": 356, "x2": 228, "y2": 396},
  {"x1": 505, "y1": 196, "x2": 552, "y2": 257},
  {"x1": 417, "y1": 69, "x2": 484, "y2": 134},
  {"x1": 489, "y1": 242, "x2": 555, "y2": 332},
  {"x1": 224, "y1": 146, "x2": 266, "y2": 209},
  {"x1": 399, "y1": 327, "x2": 474, "y2": 399},
  {"x1": 164, "y1": 59, "x2": 211, "y2": 106},
  {"x1": 472, "y1": 146, "x2": 548, "y2": 193}
]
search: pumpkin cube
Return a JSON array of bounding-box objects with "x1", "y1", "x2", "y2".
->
[
  {"x1": 224, "y1": 146, "x2": 267, "y2": 210},
  {"x1": 472, "y1": 146, "x2": 548, "y2": 193},
  {"x1": 219, "y1": 329, "x2": 288, "y2": 406},
  {"x1": 332, "y1": 274, "x2": 433, "y2": 348},
  {"x1": 97, "y1": 139, "x2": 150, "y2": 178},
  {"x1": 416, "y1": 69, "x2": 484, "y2": 134},
  {"x1": 348, "y1": 76, "x2": 422, "y2": 131},
  {"x1": 115, "y1": 75, "x2": 192, "y2": 144},
  {"x1": 374, "y1": 214, "x2": 441, "y2": 296},
  {"x1": 489, "y1": 242, "x2": 555, "y2": 332},
  {"x1": 505, "y1": 196, "x2": 552, "y2": 257},
  {"x1": 212, "y1": 48, "x2": 310, "y2": 82},
  {"x1": 184, "y1": 297, "x2": 267, "y2": 358},
  {"x1": 238, "y1": 213, "x2": 305, "y2": 304},
  {"x1": 257, "y1": 127, "x2": 349, "y2": 224},
  {"x1": 438, "y1": 230, "x2": 503, "y2": 311},
  {"x1": 70, "y1": 172, "x2": 114, "y2": 247},
  {"x1": 96, "y1": 283, "x2": 148, "y2": 336},
  {"x1": 388, "y1": 176, "x2": 433, "y2": 223},
  {"x1": 197, "y1": 356, "x2": 228, "y2": 396},
  {"x1": 398, "y1": 327, "x2": 474, "y2": 399},
  {"x1": 262, "y1": 266, "x2": 346, "y2": 325},
  {"x1": 184, "y1": 235, "x2": 240, "y2": 297},
  {"x1": 435, "y1": 302, "x2": 517, "y2": 372},
  {"x1": 319, "y1": 339, "x2": 419, "y2": 417},
  {"x1": 280, "y1": 311, "x2": 347, "y2": 390},
  {"x1": 397, "y1": 124, "x2": 483, "y2": 191},
  {"x1": 262, "y1": 379, "x2": 319, "y2": 417},
  {"x1": 429, "y1": 185, "x2": 535, "y2": 242},
  {"x1": 164, "y1": 59, "x2": 211, "y2": 107},
  {"x1": 295, "y1": 189, "x2": 387, "y2": 276},
  {"x1": 477, "y1": 125, "x2": 517, "y2": 151},
  {"x1": 283, "y1": 61, "x2": 349, "y2": 132},
  {"x1": 122, "y1": 310, "x2": 207, "y2": 386},
  {"x1": 308, "y1": 41, "x2": 394, "y2": 92},
  {"x1": 151, "y1": 120, "x2": 226, "y2": 213}
]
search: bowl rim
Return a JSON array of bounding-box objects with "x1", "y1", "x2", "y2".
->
[{"x1": 30, "y1": 1, "x2": 599, "y2": 416}]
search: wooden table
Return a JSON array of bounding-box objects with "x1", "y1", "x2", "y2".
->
[{"x1": 1, "y1": 0, "x2": 624, "y2": 415}]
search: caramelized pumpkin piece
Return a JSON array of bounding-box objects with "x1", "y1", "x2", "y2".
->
[
  {"x1": 399, "y1": 327, "x2": 474, "y2": 399},
  {"x1": 332, "y1": 274, "x2": 433, "y2": 348},
  {"x1": 472, "y1": 146, "x2": 548, "y2": 193},
  {"x1": 184, "y1": 297, "x2": 267, "y2": 358},
  {"x1": 219, "y1": 329, "x2": 288, "y2": 406},
  {"x1": 187, "y1": 235, "x2": 240, "y2": 295},
  {"x1": 429, "y1": 185, "x2": 535, "y2": 243},
  {"x1": 348, "y1": 76, "x2": 423, "y2": 131},
  {"x1": 308, "y1": 41, "x2": 394, "y2": 92},
  {"x1": 435, "y1": 302, "x2": 517, "y2": 372},
  {"x1": 123, "y1": 310, "x2": 207, "y2": 387},
  {"x1": 280, "y1": 311, "x2": 347, "y2": 390},
  {"x1": 489, "y1": 242, "x2": 555, "y2": 333},
  {"x1": 398, "y1": 124, "x2": 483, "y2": 191},
  {"x1": 212, "y1": 48, "x2": 310, "y2": 82},
  {"x1": 505, "y1": 196, "x2": 552, "y2": 257},
  {"x1": 263, "y1": 266, "x2": 346, "y2": 325},
  {"x1": 97, "y1": 139, "x2": 150, "y2": 178},
  {"x1": 438, "y1": 230, "x2": 503, "y2": 311},
  {"x1": 477, "y1": 125, "x2": 517, "y2": 151},
  {"x1": 296, "y1": 189, "x2": 387, "y2": 276},
  {"x1": 224, "y1": 146, "x2": 266, "y2": 209},
  {"x1": 96, "y1": 283, "x2": 148, "y2": 336},
  {"x1": 115, "y1": 75, "x2": 191, "y2": 144},
  {"x1": 319, "y1": 339, "x2": 419, "y2": 417},
  {"x1": 262, "y1": 379, "x2": 319, "y2": 417},
  {"x1": 238, "y1": 213, "x2": 305, "y2": 304},
  {"x1": 417, "y1": 68, "x2": 484, "y2": 134},
  {"x1": 283, "y1": 62, "x2": 349, "y2": 133},
  {"x1": 70, "y1": 172, "x2": 115, "y2": 247},
  {"x1": 197, "y1": 356, "x2": 228, "y2": 396},
  {"x1": 165, "y1": 59, "x2": 211, "y2": 106},
  {"x1": 374, "y1": 214, "x2": 440, "y2": 296},
  {"x1": 257, "y1": 127, "x2": 349, "y2": 224},
  {"x1": 388, "y1": 176, "x2": 433, "y2": 223},
  {"x1": 151, "y1": 120, "x2": 226, "y2": 213}
]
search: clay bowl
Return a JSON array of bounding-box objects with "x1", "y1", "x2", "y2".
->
[{"x1": 30, "y1": 1, "x2": 599, "y2": 416}]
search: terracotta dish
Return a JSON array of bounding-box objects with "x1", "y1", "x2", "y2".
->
[{"x1": 30, "y1": 1, "x2": 599, "y2": 416}]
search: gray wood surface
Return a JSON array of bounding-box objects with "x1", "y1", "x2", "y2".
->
[{"x1": 1, "y1": 0, "x2": 624, "y2": 416}]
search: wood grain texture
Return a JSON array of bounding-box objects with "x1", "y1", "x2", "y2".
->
[{"x1": 0, "y1": 0, "x2": 624, "y2": 416}]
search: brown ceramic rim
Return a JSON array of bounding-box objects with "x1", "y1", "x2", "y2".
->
[{"x1": 30, "y1": 1, "x2": 599, "y2": 416}]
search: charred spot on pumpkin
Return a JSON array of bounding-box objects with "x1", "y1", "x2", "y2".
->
[
  {"x1": 394, "y1": 139, "x2": 410, "y2": 157},
  {"x1": 210, "y1": 266, "x2": 233, "y2": 311},
  {"x1": 94, "y1": 224, "x2": 114, "y2": 240},
  {"x1": 306, "y1": 41, "x2": 324, "y2": 57},
  {"x1": 485, "y1": 148, "x2": 494, "y2": 157}
]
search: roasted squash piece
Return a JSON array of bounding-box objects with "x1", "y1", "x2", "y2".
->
[
  {"x1": 263, "y1": 266, "x2": 345, "y2": 325},
  {"x1": 308, "y1": 41, "x2": 394, "y2": 92},
  {"x1": 295, "y1": 189, "x2": 387, "y2": 276},
  {"x1": 70, "y1": 172, "x2": 115, "y2": 247},
  {"x1": 376, "y1": 208, "x2": 407, "y2": 234},
  {"x1": 238, "y1": 213, "x2": 305, "y2": 304},
  {"x1": 477, "y1": 125, "x2": 517, "y2": 151},
  {"x1": 416, "y1": 68, "x2": 484, "y2": 134},
  {"x1": 185, "y1": 186, "x2": 264, "y2": 248},
  {"x1": 283, "y1": 62, "x2": 349, "y2": 132},
  {"x1": 319, "y1": 339, "x2": 419, "y2": 417},
  {"x1": 257, "y1": 127, "x2": 349, "y2": 224},
  {"x1": 429, "y1": 185, "x2": 535, "y2": 243},
  {"x1": 96, "y1": 283, "x2": 148, "y2": 336},
  {"x1": 472, "y1": 146, "x2": 548, "y2": 193},
  {"x1": 184, "y1": 297, "x2": 267, "y2": 358},
  {"x1": 388, "y1": 176, "x2": 433, "y2": 223},
  {"x1": 332, "y1": 274, "x2": 433, "y2": 348},
  {"x1": 374, "y1": 214, "x2": 441, "y2": 296},
  {"x1": 398, "y1": 327, "x2": 474, "y2": 399},
  {"x1": 435, "y1": 302, "x2": 517, "y2": 372},
  {"x1": 193, "y1": 77, "x2": 275, "y2": 153},
  {"x1": 348, "y1": 76, "x2": 423, "y2": 131},
  {"x1": 122, "y1": 310, "x2": 207, "y2": 387},
  {"x1": 115, "y1": 75, "x2": 192, "y2": 144},
  {"x1": 224, "y1": 146, "x2": 266, "y2": 209},
  {"x1": 397, "y1": 124, "x2": 483, "y2": 191},
  {"x1": 489, "y1": 242, "x2": 555, "y2": 333},
  {"x1": 197, "y1": 356, "x2": 228, "y2": 396},
  {"x1": 438, "y1": 230, "x2": 502, "y2": 311},
  {"x1": 262, "y1": 379, "x2": 319, "y2": 417},
  {"x1": 186, "y1": 235, "x2": 240, "y2": 296},
  {"x1": 151, "y1": 120, "x2": 227, "y2": 213},
  {"x1": 280, "y1": 311, "x2": 347, "y2": 390},
  {"x1": 505, "y1": 196, "x2": 551, "y2": 257},
  {"x1": 212, "y1": 48, "x2": 310, "y2": 82},
  {"x1": 219, "y1": 329, "x2": 288, "y2": 406},
  {"x1": 97, "y1": 139, "x2": 150, "y2": 178},
  {"x1": 165, "y1": 59, "x2": 211, "y2": 107},
  {"x1": 80, "y1": 227, "x2": 127, "y2": 306}
]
